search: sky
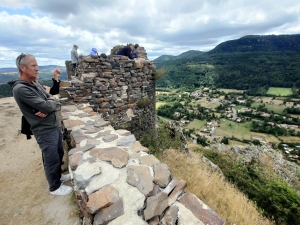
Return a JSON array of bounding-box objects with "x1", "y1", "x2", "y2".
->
[{"x1": 0, "y1": 0, "x2": 300, "y2": 68}]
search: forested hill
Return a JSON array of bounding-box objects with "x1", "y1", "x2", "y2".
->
[
  {"x1": 156, "y1": 34, "x2": 300, "y2": 94},
  {"x1": 153, "y1": 50, "x2": 203, "y2": 63},
  {"x1": 209, "y1": 34, "x2": 300, "y2": 53}
]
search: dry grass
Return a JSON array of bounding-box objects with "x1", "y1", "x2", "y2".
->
[
  {"x1": 278, "y1": 136, "x2": 300, "y2": 143},
  {"x1": 250, "y1": 132, "x2": 280, "y2": 143},
  {"x1": 159, "y1": 149, "x2": 274, "y2": 225}
]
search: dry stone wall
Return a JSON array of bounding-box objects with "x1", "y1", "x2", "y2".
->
[
  {"x1": 61, "y1": 104, "x2": 225, "y2": 225},
  {"x1": 63, "y1": 55, "x2": 156, "y2": 138}
]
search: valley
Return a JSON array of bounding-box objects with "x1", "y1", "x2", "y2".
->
[{"x1": 156, "y1": 87, "x2": 300, "y2": 165}]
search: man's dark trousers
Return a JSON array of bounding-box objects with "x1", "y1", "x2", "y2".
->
[{"x1": 35, "y1": 128, "x2": 63, "y2": 192}]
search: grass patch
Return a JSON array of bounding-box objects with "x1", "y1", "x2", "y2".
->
[
  {"x1": 278, "y1": 136, "x2": 300, "y2": 143},
  {"x1": 157, "y1": 116, "x2": 172, "y2": 123},
  {"x1": 215, "y1": 120, "x2": 251, "y2": 140},
  {"x1": 218, "y1": 88, "x2": 245, "y2": 93},
  {"x1": 265, "y1": 104, "x2": 286, "y2": 114},
  {"x1": 261, "y1": 97, "x2": 273, "y2": 103},
  {"x1": 156, "y1": 101, "x2": 167, "y2": 109},
  {"x1": 267, "y1": 87, "x2": 292, "y2": 96},
  {"x1": 200, "y1": 102, "x2": 221, "y2": 109},
  {"x1": 251, "y1": 102, "x2": 260, "y2": 108},
  {"x1": 289, "y1": 114, "x2": 300, "y2": 118},
  {"x1": 234, "y1": 105, "x2": 243, "y2": 110},
  {"x1": 272, "y1": 99, "x2": 284, "y2": 105},
  {"x1": 184, "y1": 119, "x2": 206, "y2": 130},
  {"x1": 285, "y1": 102, "x2": 294, "y2": 107},
  {"x1": 250, "y1": 132, "x2": 280, "y2": 143},
  {"x1": 251, "y1": 102, "x2": 286, "y2": 114},
  {"x1": 228, "y1": 140, "x2": 250, "y2": 147},
  {"x1": 159, "y1": 149, "x2": 273, "y2": 225}
]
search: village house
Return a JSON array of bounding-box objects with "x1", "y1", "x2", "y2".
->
[
  {"x1": 174, "y1": 112, "x2": 181, "y2": 117},
  {"x1": 262, "y1": 112, "x2": 271, "y2": 117}
]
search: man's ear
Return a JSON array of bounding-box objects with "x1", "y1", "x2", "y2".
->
[{"x1": 19, "y1": 64, "x2": 26, "y2": 72}]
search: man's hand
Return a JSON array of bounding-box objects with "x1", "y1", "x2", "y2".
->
[
  {"x1": 44, "y1": 85, "x2": 51, "y2": 93},
  {"x1": 53, "y1": 67, "x2": 61, "y2": 81},
  {"x1": 35, "y1": 111, "x2": 48, "y2": 118}
]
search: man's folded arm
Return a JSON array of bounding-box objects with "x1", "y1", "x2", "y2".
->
[{"x1": 16, "y1": 87, "x2": 59, "y2": 113}]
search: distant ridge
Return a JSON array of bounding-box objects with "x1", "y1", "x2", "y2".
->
[
  {"x1": 209, "y1": 34, "x2": 300, "y2": 53},
  {"x1": 153, "y1": 50, "x2": 203, "y2": 63},
  {"x1": 0, "y1": 65, "x2": 62, "y2": 72},
  {"x1": 155, "y1": 34, "x2": 300, "y2": 92}
]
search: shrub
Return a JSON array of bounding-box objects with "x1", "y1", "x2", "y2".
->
[
  {"x1": 136, "y1": 96, "x2": 152, "y2": 108},
  {"x1": 140, "y1": 126, "x2": 184, "y2": 155},
  {"x1": 154, "y1": 68, "x2": 167, "y2": 80}
]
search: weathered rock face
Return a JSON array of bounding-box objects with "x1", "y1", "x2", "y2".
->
[
  {"x1": 63, "y1": 55, "x2": 156, "y2": 138},
  {"x1": 61, "y1": 104, "x2": 225, "y2": 225},
  {"x1": 212, "y1": 143, "x2": 300, "y2": 187}
]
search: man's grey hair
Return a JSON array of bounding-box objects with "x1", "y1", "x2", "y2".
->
[{"x1": 16, "y1": 53, "x2": 34, "y2": 73}]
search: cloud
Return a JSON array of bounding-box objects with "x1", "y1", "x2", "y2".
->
[{"x1": 0, "y1": 0, "x2": 300, "y2": 67}]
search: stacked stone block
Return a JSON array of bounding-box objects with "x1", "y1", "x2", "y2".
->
[
  {"x1": 61, "y1": 104, "x2": 225, "y2": 225},
  {"x1": 62, "y1": 55, "x2": 156, "y2": 137}
]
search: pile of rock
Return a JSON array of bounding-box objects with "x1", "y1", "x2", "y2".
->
[{"x1": 61, "y1": 104, "x2": 225, "y2": 225}]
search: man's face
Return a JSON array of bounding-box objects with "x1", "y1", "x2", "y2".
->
[
  {"x1": 20, "y1": 56, "x2": 39, "y2": 81},
  {"x1": 130, "y1": 45, "x2": 134, "y2": 50}
]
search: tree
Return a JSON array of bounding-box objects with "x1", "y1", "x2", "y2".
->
[{"x1": 221, "y1": 137, "x2": 229, "y2": 144}]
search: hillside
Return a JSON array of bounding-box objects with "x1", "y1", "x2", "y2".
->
[
  {"x1": 156, "y1": 34, "x2": 300, "y2": 93},
  {"x1": 153, "y1": 50, "x2": 203, "y2": 63}
]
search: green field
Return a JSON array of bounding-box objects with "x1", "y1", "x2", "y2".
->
[
  {"x1": 156, "y1": 102, "x2": 167, "y2": 109},
  {"x1": 157, "y1": 116, "x2": 172, "y2": 123},
  {"x1": 200, "y1": 102, "x2": 221, "y2": 109},
  {"x1": 185, "y1": 119, "x2": 206, "y2": 130},
  {"x1": 218, "y1": 89, "x2": 245, "y2": 93},
  {"x1": 267, "y1": 87, "x2": 292, "y2": 96},
  {"x1": 215, "y1": 120, "x2": 252, "y2": 140},
  {"x1": 251, "y1": 102, "x2": 286, "y2": 114},
  {"x1": 265, "y1": 104, "x2": 286, "y2": 114},
  {"x1": 251, "y1": 102, "x2": 260, "y2": 108},
  {"x1": 234, "y1": 105, "x2": 243, "y2": 110}
]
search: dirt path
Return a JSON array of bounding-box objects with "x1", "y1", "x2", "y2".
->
[{"x1": 0, "y1": 97, "x2": 80, "y2": 225}]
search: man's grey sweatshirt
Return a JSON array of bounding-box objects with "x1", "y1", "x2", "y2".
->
[{"x1": 8, "y1": 78, "x2": 61, "y2": 136}]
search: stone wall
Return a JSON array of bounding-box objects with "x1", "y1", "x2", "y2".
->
[
  {"x1": 61, "y1": 104, "x2": 225, "y2": 225},
  {"x1": 62, "y1": 55, "x2": 156, "y2": 138}
]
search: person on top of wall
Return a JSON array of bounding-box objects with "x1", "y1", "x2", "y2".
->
[
  {"x1": 116, "y1": 43, "x2": 134, "y2": 59},
  {"x1": 130, "y1": 44, "x2": 140, "y2": 59},
  {"x1": 89, "y1": 48, "x2": 98, "y2": 57},
  {"x1": 70, "y1": 44, "x2": 79, "y2": 70}
]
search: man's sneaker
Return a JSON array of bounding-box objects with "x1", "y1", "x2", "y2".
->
[
  {"x1": 50, "y1": 184, "x2": 73, "y2": 196},
  {"x1": 60, "y1": 173, "x2": 71, "y2": 182}
]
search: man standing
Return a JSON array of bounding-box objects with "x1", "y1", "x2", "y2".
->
[
  {"x1": 8, "y1": 53, "x2": 72, "y2": 196},
  {"x1": 71, "y1": 44, "x2": 79, "y2": 70}
]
